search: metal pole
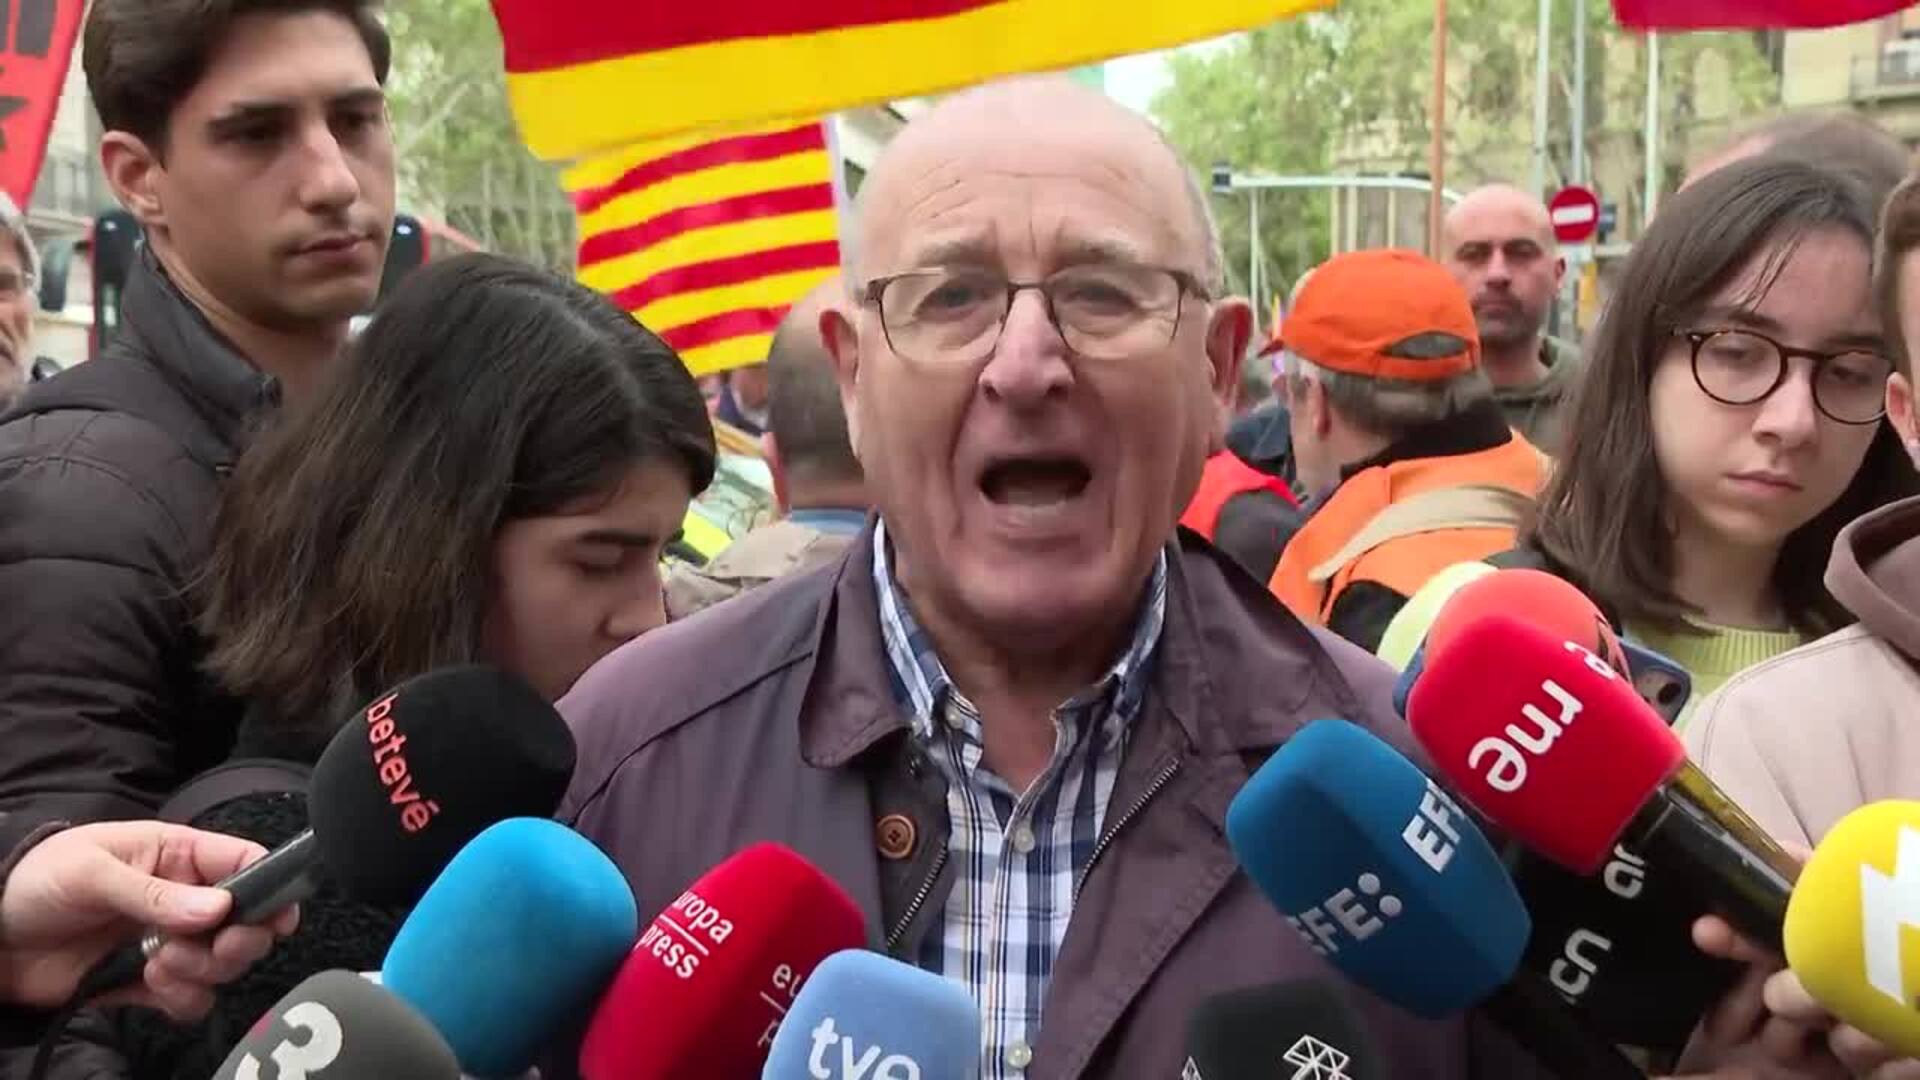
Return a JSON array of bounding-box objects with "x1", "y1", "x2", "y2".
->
[
  {"x1": 1572, "y1": 0, "x2": 1588, "y2": 185},
  {"x1": 1249, "y1": 188, "x2": 1261, "y2": 336},
  {"x1": 1531, "y1": 0, "x2": 1552, "y2": 197},
  {"x1": 1428, "y1": 0, "x2": 1449, "y2": 257},
  {"x1": 1643, "y1": 32, "x2": 1661, "y2": 225}
]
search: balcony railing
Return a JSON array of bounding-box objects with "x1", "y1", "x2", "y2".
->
[{"x1": 1852, "y1": 51, "x2": 1920, "y2": 100}]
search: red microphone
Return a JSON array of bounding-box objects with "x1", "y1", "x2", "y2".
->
[
  {"x1": 1407, "y1": 614, "x2": 1799, "y2": 950},
  {"x1": 577, "y1": 842, "x2": 867, "y2": 1079},
  {"x1": 1425, "y1": 568, "x2": 1629, "y2": 675}
]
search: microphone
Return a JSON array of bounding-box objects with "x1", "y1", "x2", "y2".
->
[
  {"x1": 380, "y1": 817, "x2": 639, "y2": 1078},
  {"x1": 1183, "y1": 978, "x2": 1381, "y2": 1080},
  {"x1": 1226, "y1": 718, "x2": 1643, "y2": 1078},
  {"x1": 1406, "y1": 614, "x2": 1800, "y2": 949},
  {"x1": 761, "y1": 950, "x2": 980, "y2": 1079},
  {"x1": 211, "y1": 969, "x2": 461, "y2": 1079},
  {"x1": 578, "y1": 842, "x2": 868, "y2": 1079},
  {"x1": 1424, "y1": 568, "x2": 1631, "y2": 674},
  {"x1": 1785, "y1": 800, "x2": 1920, "y2": 1057}
]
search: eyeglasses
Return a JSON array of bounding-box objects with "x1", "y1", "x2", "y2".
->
[
  {"x1": 0, "y1": 268, "x2": 37, "y2": 299},
  {"x1": 1674, "y1": 328, "x2": 1893, "y2": 426},
  {"x1": 861, "y1": 264, "x2": 1208, "y2": 365}
]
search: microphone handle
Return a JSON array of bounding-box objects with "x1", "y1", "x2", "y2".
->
[
  {"x1": 1625, "y1": 780, "x2": 1792, "y2": 954},
  {"x1": 139, "y1": 828, "x2": 322, "y2": 957},
  {"x1": 1481, "y1": 971, "x2": 1646, "y2": 1079}
]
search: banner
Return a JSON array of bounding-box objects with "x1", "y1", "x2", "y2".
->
[
  {"x1": 492, "y1": 0, "x2": 1336, "y2": 161},
  {"x1": 0, "y1": 0, "x2": 84, "y2": 206},
  {"x1": 568, "y1": 120, "x2": 841, "y2": 377},
  {"x1": 1614, "y1": 0, "x2": 1915, "y2": 29}
]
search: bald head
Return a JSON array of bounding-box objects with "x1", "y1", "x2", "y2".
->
[
  {"x1": 767, "y1": 277, "x2": 862, "y2": 491},
  {"x1": 847, "y1": 77, "x2": 1222, "y2": 296},
  {"x1": 1442, "y1": 184, "x2": 1565, "y2": 366},
  {"x1": 1443, "y1": 184, "x2": 1556, "y2": 254}
]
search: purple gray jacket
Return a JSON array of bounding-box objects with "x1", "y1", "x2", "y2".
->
[{"x1": 553, "y1": 527, "x2": 1556, "y2": 1078}]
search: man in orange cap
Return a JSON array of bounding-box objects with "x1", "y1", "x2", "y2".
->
[{"x1": 1266, "y1": 248, "x2": 1550, "y2": 651}]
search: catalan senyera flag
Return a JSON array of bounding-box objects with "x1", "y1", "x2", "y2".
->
[
  {"x1": 1614, "y1": 0, "x2": 1915, "y2": 29},
  {"x1": 492, "y1": 0, "x2": 1336, "y2": 161},
  {"x1": 567, "y1": 121, "x2": 841, "y2": 377}
]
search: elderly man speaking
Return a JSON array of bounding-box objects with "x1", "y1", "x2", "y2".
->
[{"x1": 554, "y1": 79, "x2": 1549, "y2": 1077}]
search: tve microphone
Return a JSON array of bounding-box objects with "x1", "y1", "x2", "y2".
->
[
  {"x1": 1785, "y1": 800, "x2": 1920, "y2": 1057},
  {"x1": 382, "y1": 818, "x2": 639, "y2": 1078},
  {"x1": 212, "y1": 969, "x2": 460, "y2": 1079},
  {"x1": 1226, "y1": 719, "x2": 1642, "y2": 1079},
  {"x1": 1183, "y1": 978, "x2": 1381, "y2": 1080},
  {"x1": 761, "y1": 950, "x2": 979, "y2": 1080},
  {"x1": 578, "y1": 843, "x2": 868, "y2": 1079},
  {"x1": 1407, "y1": 614, "x2": 1800, "y2": 949}
]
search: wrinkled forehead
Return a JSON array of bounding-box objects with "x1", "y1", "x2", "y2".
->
[{"x1": 854, "y1": 107, "x2": 1204, "y2": 279}]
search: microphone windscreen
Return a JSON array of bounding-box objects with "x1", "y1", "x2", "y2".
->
[
  {"x1": 1184, "y1": 978, "x2": 1382, "y2": 1080},
  {"x1": 381, "y1": 818, "x2": 638, "y2": 1077},
  {"x1": 761, "y1": 950, "x2": 979, "y2": 1080},
  {"x1": 1226, "y1": 719, "x2": 1528, "y2": 1017},
  {"x1": 212, "y1": 969, "x2": 460, "y2": 1079},
  {"x1": 309, "y1": 665, "x2": 576, "y2": 905},
  {"x1": 1406, "y1": 614, "x2": 1683, "y2": 874},
  {"x1": 579, "y1": 842, "x2": 868, "y2": 1079},
  {"x1": 1426, "y1": 568, "x2": 1629, "y2": 675},
  {"x1": 1785, "y1": 800, "x2": 1920, "y2": 1057}
]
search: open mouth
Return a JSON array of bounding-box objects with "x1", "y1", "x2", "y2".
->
[{"x1": 980, "y1": 456, "x2": 1092, "y2": 507}]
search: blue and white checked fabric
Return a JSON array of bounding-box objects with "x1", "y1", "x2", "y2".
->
[{"x1": 871, "y1": 520, "x2": 1167, "y2": 1078}]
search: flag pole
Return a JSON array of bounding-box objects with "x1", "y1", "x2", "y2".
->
[{"x1": 1428, "y1": 0, "x2": 1449, "y2": 257}]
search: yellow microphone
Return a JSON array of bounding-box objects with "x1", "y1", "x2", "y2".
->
[{"x1": 1784, "y1": 800, "x2": 1920, "y2": 1056}]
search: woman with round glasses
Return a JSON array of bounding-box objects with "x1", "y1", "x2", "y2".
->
[{"x1": 1384, "y1": 156, "x2": 1918, "y2": 723}]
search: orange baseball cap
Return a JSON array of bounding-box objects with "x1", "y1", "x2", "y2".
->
[{"x1": 1279, "y1": 249, "x2": 1480, "y2": 383}]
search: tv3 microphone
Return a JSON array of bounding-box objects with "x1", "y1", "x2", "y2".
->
[
  {"x1": 212, "y1": 969, "x2": 460, "y2": 1079},
  {"x1": 762, "y1": 950, "x2": 980, "y2": 1079},
  {"x1": 1225, "y1": 718, "x2": 1643, "y2": 1079},
  {"x1": 1407, "y1": 614, "x2": 1800, "y2": 949},
  {"x1": 1786, "y1": 800, "x2": 1920, "y2": 1057},
  {"x1": 578, "y1": 842, "x2": 868, "y2": 1079},
  {"x1": 1183, "y1": 978, "x2": 1382, "y2": 1080}
]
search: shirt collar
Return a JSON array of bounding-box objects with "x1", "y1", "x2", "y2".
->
[
  {"x1": 788, "y1": 507, "x2": 869, "y2": 536},
  {"x1": 872, "y1": 518, "x2": 1167, "y2": 741}
]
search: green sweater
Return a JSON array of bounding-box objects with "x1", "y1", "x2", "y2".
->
[{"x1": 1626, "y1": 619, "x2": 1808, "y2": 730}]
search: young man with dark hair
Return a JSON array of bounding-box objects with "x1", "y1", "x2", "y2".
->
[{"x1": 0, "y1": 0, "x2": 393, "y2": 932}]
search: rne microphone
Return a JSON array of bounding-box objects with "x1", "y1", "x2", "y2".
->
[
  {"x1": 761, "y1": 950, "x2": 979, "y2": 1080},
  {"x1": 1424, "y1": 568, "x2": 1630, "y2": 675},
  {"x1": 1226, "y1": 718, "x2": 1642, "y2": 1079},
  {"x1": 1785, "y1": 800, "x2": 1920, "y2": 1057},
  {"x1": 578, "y1": 842, "x2": 868, "y2": 1080},
  {"x1": 381, "y1": 818, "x2": 639, "y2": 1078},
  {"x1": 1407, "y1": 614, "x2": 1799, "y2": 949},
  {"x1": 1183, "y1": 978, "x2": 1381, "y2": 1080},
  {"x1": 212, "y1": 969, "x2": 460, "y2": 1079}
]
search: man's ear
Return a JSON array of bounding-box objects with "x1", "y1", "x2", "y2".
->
[
  {"x1": 1552, "y1": 254, "x2": 1568, "y2": 289},
  {"x1": 1204, "y1": 298, "x2": 1252, "y2": 403},
  {"x1": 820, "y1": 303, "x2": 862, "y2": 459},
  {"x1": 101, "y1": 132, "x2": 166, "y2": 228},
  {"x1": 1889, "y1": 372, "x2": 1919, "y2": 468},
  {"x1": 1309, "y1": 377, "x2": 1335, "y2": 437}
]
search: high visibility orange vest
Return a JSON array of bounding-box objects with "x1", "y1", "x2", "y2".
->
[
  {"x1": 1267, "y1": 435, "x2": 1549, "y2": 625},
  {"x1": 1181, "y1": 451, "x2": 1297, "y2": 541}
]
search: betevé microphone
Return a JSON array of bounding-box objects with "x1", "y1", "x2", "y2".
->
[
  {"x1": 762, "y1": 950, "x2": 979, "y2": 1079},
  {"x1": 578, "y1": 842, "x2": 868, "y2": 1079},
  {"x1": 381, "y1": 817, "x2": 638, "y2": 1078},
  {"x1": 1226, "y1": 718, "x2": 1642, "y2": 1079},
  {"x1": 1407, "y1": 614, "x2": 1799, "y2": 949},
  {"x1": 211, "y1": 969, "x2": 461, "y2": 1079},
  {"x1": 1183, "y1": 978, "x2": 1381, "y2": 1079}
]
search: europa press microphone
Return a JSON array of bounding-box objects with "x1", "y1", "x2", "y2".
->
[
  {"x1": 1406, "y1": 613, "x2": 1801, "y2": 950},
  {"x1": 762, "y1": 950, "x2": 980, "y2": 1079},
  {"x1": 578, "y1": 842, "x2": 869, "y2": 1079},
  {"x1": 380, "y1": 818, "x2": 639, "y2": 1078},
  {"x1": 1225, "y1": 718, "x2": 1643, "y2": 1079},
  {"x1": 212, "y1": 970, "x2": 461, "y2": 1079},
  {"x1": 1784, "y1": 800, "x2": 1920, "y2": 1058},
  {"x1": 1182, "y1": 978, "x2": 1380, "y2": 1080}
]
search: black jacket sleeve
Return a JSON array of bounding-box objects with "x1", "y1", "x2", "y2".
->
[
  {"x1": 1210, "y1": 490, "x2": 1303, "y2": 585},
  {"x1": 1323, "y1": 580, "x2": 1413, "y2": 656}
]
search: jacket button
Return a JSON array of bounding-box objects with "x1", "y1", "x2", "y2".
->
[{"x1": 875, "y1": 814, "x2": 917, "y2": 860}]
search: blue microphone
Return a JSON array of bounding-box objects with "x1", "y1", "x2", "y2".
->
[
  {"x1": 1226, "y1": 719, "x2": 1641, "y2": 1079},
  {"x1": 762, "y1": 950, "x2": 979, "y2": 1080},
  {"x1": 381, "y1": 818, "x2": 638, "y2": 1078},
  {"x1": 1392, "y1": 644, "x2": 1426, "y2": 718}
]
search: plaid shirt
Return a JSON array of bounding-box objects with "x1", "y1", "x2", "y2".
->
[{"x1": 872, "y1": 521, "x2": 1167, "y2": 1078}]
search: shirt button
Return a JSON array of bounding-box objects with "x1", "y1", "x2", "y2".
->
[
  {"x1": 1011, "y1": 824, "x2": 1037, "y2": 854},
  {"x1": 945, "y1": 710, "x2": 966, "y2": 730},
  {"x1": 1005, "y1": 1041, "x2": 1033, "y2": 1070}
]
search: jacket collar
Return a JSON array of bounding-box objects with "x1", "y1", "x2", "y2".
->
[
  {"x1": 1336, "y1": 397, "x2": 1513, "y2": 485},
  {"x1": 120, "y1": 249, "x2": 278, "y2": 459}
]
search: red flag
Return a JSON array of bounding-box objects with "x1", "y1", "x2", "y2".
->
[
  {"x1": 1615, "y1": 0, "x2": 1915, "y2": 30},
  {"x1": 0, "y1": 0, "x2": 85, "y2": 206}
]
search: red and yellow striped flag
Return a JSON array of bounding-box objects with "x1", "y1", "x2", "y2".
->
[
  {"x1": 568, "y1": 121, "x2": 842, "y2": 376},
  {"x1": 493, "y1": 0, "x2": 1336, "y2": 161}
]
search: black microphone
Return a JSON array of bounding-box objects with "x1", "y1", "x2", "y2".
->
[
  {"x1": 211, "y1": 970, "x2": 460, "y2": 1079},
  {"x1": 1184, "y1": 978, "x2": 1382, "y2": 1079}
]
